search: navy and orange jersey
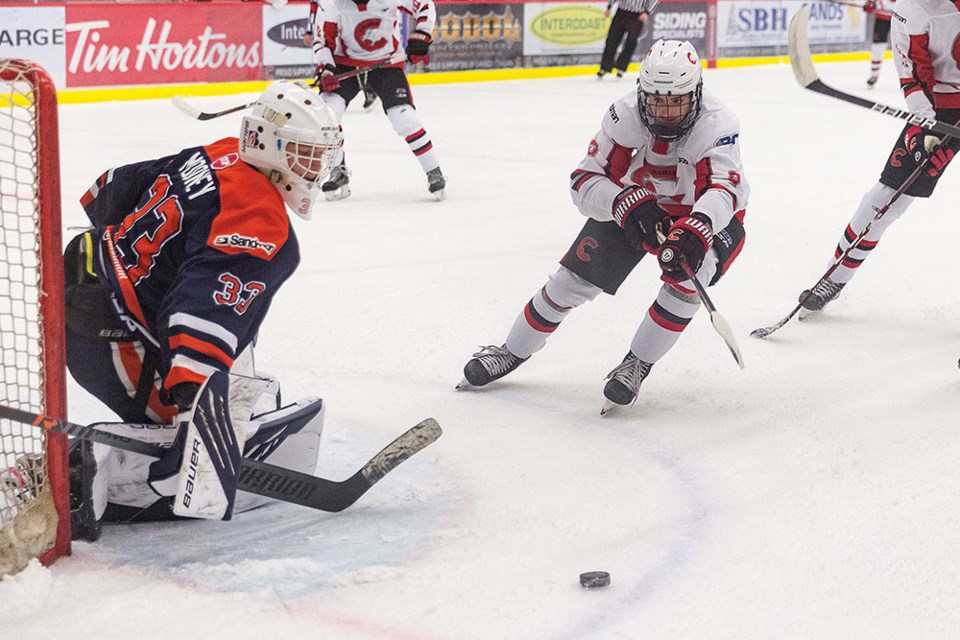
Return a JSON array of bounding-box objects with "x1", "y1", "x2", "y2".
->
[{"x1": 80, "y1": 137, "x2": 300, "y2": 392}]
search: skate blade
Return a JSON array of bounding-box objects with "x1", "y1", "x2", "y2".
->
[
  {"x1": 797, "y1": 307, "x2": 820, "y2": 321},
  {"x1": 324, "y1": 186, "x2": 351, "y2": 201},
  {"x1": 600, "y1": 400, "x2": 621, "y2": 416},
  {"x1": 431, "y1": 188, "x2": 446, "y2": 202},
  {"x1": 455, "y1": 377, "x2": 472, "y2": 390}
]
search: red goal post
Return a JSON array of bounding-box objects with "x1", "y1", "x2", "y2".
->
[{"x1": 0, "y1": 58, "x2": 71, "y2": 575}]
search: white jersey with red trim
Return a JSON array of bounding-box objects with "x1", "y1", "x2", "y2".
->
[
  {"x1": 874, "y1": 0, "x2": 895, "y2": 21},
  {"x1": 892, "y1": 0, "x2": 960, "y2": 117},
  {"x1": 569, "y1": 89, "x2": 748, "y2": 233},
  {"x1": 313, "y1": 0, "x2": 436, "y2": 68}
]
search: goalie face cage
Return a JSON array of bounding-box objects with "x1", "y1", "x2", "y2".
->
[{"x1": 0, "y1": 59, "x2": 70, "y2": 575}]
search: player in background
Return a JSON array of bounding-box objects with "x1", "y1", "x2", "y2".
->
[
  {"x1": 796, "y1": 0, "x2": 960, "y2": 316},
  {"x1": 312, "y1": 0, "x2": 446, "y2": 200},
  {"x1": 864, "y1": 0, "x2": 896, "y2": 87},
  {"x1": 458, "y1": 40, "x2": 748, "y2": 414},
  {"x1": 61, "y1": 82, "x2": 340, "y2": 539},
  {"x1": 598, "y1": 0, "x2": 660, "y2": 79}
]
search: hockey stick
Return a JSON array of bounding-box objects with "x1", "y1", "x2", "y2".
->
[
  {"x1": 171, "y1": 54, "x2": 406, "y2": 121},
  {"x1": 751, "y1": 8, "x2": 951, "y2": 338},
  {"x1": 263, "y1": 0, "x2": 288, "y2": 7},
  {"x1": 825, "y1": 0, "x2": 867, "y2": 8},
  {"x1": 680, "y1": 259, "x2": 745, "y2": 369},
  {"x1": 0, "y1": 404, "x2": 441, "y2": 513},
  {"x1": 787, "y1": 8, "x2": 960, "y2": 138}
]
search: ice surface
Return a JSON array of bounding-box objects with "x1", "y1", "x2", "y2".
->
[{"x1": 3, "y1": 59, "x2": 960, "y2": 639}]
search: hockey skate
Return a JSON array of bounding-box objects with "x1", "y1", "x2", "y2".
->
[
  {"x1": 68, "y1": 440, "x2": 102, "y2": 541},
  {"x1": 322, "y1": 159, "x2": 352, "y2": 201},
  {"x1": 457, "y1": 344, "x2": 526, "y2": 389},
  {"x1": 597, "y1": 69, "x2": 607, "y2": 80},
  {"x1": 601, "y1": 352, "x2": 654, "y2": 415},
  {"x1": 427, "y1": 167, "x2": 446, "y2": 201},
  {"x1": 798, "y1": 277, "x2": 845, "y2": 319},
  {"x1": 867, "y1": 75, "x2": 878, "y2": 87},
  {"x1": 616, "y1": 70, "x2": 624, "y2": 79}
]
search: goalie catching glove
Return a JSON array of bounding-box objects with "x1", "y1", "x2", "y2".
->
[
  {"x1": 611, "y1": 185, "x2": 670, "y2": 252},
  {"x1": 903, "y1": 125, "x2": 955, "y2": 177},
  {"x1": 657, "y1": 214, "x2": 713, "y2": 284},
  {"x1": 406, "y1": 30, "x2": 433, "y2": 66}
]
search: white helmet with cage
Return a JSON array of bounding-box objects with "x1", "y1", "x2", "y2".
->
[
  {"x1": 240, "y1": 81, "x2": 343, "y2": 219},
  {"x1": 637, "y1": 40, "x2": 704, "y2": 142}
]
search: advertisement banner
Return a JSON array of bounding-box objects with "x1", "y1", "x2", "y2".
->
[
  {"x1": 522, "y1": 3, "x2": 608, "y2": 56},
  {"x1": 262, "y1": 4, "x2": 314, "y2": 80},
  {"x1": 0, "y1": 7, "x2": 67, "y2": 87},
  {"x1": 716, "y1": 0, "x2": 866, "y2": 50},
  {"x1": 64, "y1": 4, "x2": 263, "y2": 87},
  {"x1": 646, "y1": 1, "x2": 708, "y2": 57},
  {"x1": 429, "y1": 3, "x2": 524, "y2": 71}
]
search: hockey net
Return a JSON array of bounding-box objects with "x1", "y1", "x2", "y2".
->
[{"x1": 0, "y1": 59, "x2": 70, "y2": 576}]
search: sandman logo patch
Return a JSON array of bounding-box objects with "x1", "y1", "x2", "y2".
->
[{"x1": 214, "y1": 233, "x2": 277, "y2": 256}]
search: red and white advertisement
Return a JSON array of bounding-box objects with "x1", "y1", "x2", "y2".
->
[{"x1": 64, "y1": 4, "x2": 263, "y2": 87}]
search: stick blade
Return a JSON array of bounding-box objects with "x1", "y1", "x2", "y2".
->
[
  {"x1": 787, "y1": 7, "x2": 818, "y2": 89},
  {"x1": 360, "y1": 418, "x2": 442, "y2": 486},
  {"x1": 171, "y1": 95, "x2": 203, "y2": 120},
  {"x1": 710, "y1": 310, "x2": 745, "y2": 369}
]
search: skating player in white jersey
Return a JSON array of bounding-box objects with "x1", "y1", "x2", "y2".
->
[
  {"x1": 312, "y1": 0, "x2": 446, "y2": 200},
  {"x1": 458, "y1": 40, "x2": 749, "y2": 413},
  {"x1": 863, "y1": 0, "x2": 896, "y2": 87},
  {"x1": 796, "y1": 0, "x2": 960, "y2": 317}
]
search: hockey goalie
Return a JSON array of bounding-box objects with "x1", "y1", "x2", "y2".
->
[{"x1": 59, "y1": 81, "x2": 341, "y2": 540}]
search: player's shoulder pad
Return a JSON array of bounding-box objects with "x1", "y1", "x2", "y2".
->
[
  {"x1": 205, "y1": 137, "x2": 290, "y2": 262},
  {"x1": 689, "y1": 92, "x2": 742, "y2": 154}
]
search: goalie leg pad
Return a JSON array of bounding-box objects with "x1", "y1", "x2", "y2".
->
[{"x1": 169, "y1": 371, "x2": 266, "y2": 520}]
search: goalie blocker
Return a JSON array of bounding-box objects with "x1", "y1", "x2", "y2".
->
[{"x1": 70, "y1": 370, "x2": 326, "y2": 540}]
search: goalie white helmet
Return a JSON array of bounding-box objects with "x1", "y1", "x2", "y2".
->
[
  {"x1": 637, "y1": 40, "x2": 704, "y2": 142},
  {"x1": 240, "y1": 81, "x2": 343, "y2": 219}
]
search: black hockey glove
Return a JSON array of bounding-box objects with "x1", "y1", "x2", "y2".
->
[
  {"x1": 658, "y1": 213, "x2": 713, "y2": 284},
  {"x1": 611, "y1": 186, "x2": 668, "y2": 253},
  {"x1": 169, "y1": 382, "x2": 201, "y2": 413},
  {"x1": 406, "y1": 30, "x2": 432, "y2": 66},
  {"x1": 904, "y1": 125, "x2": 955, "y2": 177}
]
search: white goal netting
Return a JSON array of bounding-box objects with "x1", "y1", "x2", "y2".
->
[{"x1": 0, "y1": 58, "x2": 68, "y2": 575}]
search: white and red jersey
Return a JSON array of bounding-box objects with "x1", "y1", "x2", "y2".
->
[
  {"x1": 873, "y1": 0, "x2": 895, "y2": 21},
  {"x1": 313, "y1": 0, "x2": 436, "y2": 68},
  {"x1": 893, "y1": 0, "x2": 960, "y2": 117},
  {"x1": 570, "y1": 89, "x2": 749, "y2": 233}
]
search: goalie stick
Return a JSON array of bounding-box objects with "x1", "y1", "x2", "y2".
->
[
  {"x1": 787, "y1": 8, "x2": 960, "y2": 138},
  {"x1": 751, "y1": 9, "x2": 952, "y2": 339},
  {"x1": 0, "y1": 404, "x2": 441, "y2": 513},
  {"x1": 171, "y1": 54, "x2": 407, "y2": 121}
]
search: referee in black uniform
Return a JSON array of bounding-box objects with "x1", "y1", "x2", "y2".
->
[{"x1": 598, "y1": 0, "x2": 660, "y2": 78}]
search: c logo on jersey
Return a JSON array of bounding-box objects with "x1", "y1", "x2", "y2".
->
[
  {"x1": 212, "y1": 153, "x2": 239, "y2": 171},
  {"x1": 576, "y1": 237, "x2": 599, "y2": 261},
  {"x1": 355, "y1": 19, "x2": 387, "y2": 51}
]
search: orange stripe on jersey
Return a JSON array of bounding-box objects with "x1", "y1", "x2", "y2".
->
[
  {"x1": 169, "y1": 333, "x2": 235, "y2": 368},
  {"x1": 204, "y1": 138, "x2": 289, "y2": 261},
  {"x1": 166, "y1": 365, "x2": 208, "y2": 390},
  {"x1": 148, "y1": 386, "x2": 178, "y2": 424},
  {"x1": 115, "y1": 341, "x2": 144, "y2": 387}
]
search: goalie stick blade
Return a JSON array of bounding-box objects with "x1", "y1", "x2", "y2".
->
[{"x1": 0, "y1": 404, "x2": 441, "y2": 514}]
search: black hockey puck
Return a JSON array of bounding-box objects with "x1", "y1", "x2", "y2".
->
[{"x1": 579, "y1": 571, "x2": 610, "y2": 588}]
